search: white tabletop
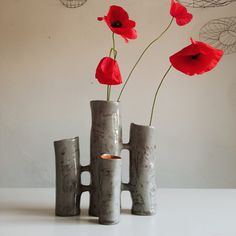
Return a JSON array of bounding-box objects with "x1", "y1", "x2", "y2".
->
[{"x1": 0, "y1": 188, "x2": 236, "y2": 236}]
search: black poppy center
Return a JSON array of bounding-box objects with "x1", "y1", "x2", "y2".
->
[
  {"x1": 111, "y1": 21, "x2": 122, "y2": 28},
  {"x1": 191, "y1": 53, "x2": 201, "y2": 60}
]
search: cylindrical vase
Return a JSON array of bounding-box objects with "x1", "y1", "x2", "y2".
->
[
  {"x1": 54, "y1": 137, "x2": 81, "y2": 216},
  {"x1": 129, "y1": 123, "x2": 157, "y2": 215},
  {"x1": 89, "y1": 100, "x2": 123, "y2": 216},
  {"x1": 98, "y1": 154, "x2": 121, "y2": 225}
]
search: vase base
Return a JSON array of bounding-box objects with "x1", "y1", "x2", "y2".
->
[
  {"x1": 99, "y1": 219, "x2": 119, "y2": 225},
  {"x1": 56, "y1": 212, "x2": 80, "y2": 217},
  {"x1": 88, "y1": 209, "x2": 99, "y2": 217},
  {"x1": 131, "y1": 209, "x2": 157, "y2": 216}
]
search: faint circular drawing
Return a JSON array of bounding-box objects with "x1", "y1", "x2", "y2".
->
[
  {"x1": 177, "y1": 0, "x2": 236, "y2": 8},
  {"x1": 199, "y1": 17, "x2": 236, "y2": 55},
  {"x1": 60, "y1": 0, "x2": 87, "y2": 8}
]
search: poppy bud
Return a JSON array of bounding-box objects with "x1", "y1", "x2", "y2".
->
[
  {"x1": 170, "y1": 0, "x2": 193, "y2": 26},
  {"x1": 95, "y1": 57, "x2": 122, "y2": 85}
]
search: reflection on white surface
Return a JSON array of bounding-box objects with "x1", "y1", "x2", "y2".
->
[{"x1": 0, "y1": 189, "x2": 236, "y2": 236}]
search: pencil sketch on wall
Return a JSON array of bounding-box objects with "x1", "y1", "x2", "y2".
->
[
  {"x1": 60, "y1": 0, "x2": 87, "y2": 8},
  {"x1": 177, "y1": 0, "x2": 236, "y2": 8},
  {"x1": 199, "y1": 17, "x2": 236, "y2": 55}
]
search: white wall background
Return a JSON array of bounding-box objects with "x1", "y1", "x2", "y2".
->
[{"x1": 0, "y1": 0, "x2": 235, "y2": 188}]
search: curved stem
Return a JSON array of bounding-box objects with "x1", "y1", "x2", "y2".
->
[
  {"x1": 149, "y1": 65, "x2": 172, "y2": 126},
  {"x1": 117, "y1": 17, "x2": 174, "y2": 102}
]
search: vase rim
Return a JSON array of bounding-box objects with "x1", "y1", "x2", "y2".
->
[
  {"x1": 90, "y1": 100, "x2": 120, "y2": 104},
  {"x1": 131, "y1": 122, "x2": 155, "y2": 130},
  {"x1": 54, "y1": 136, "x2": 79, "y2": 144},
  {"x1": 98, "y1": 154, "x2": 121, "y2": 161}
]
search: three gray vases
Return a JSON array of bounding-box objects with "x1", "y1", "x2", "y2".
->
[{"x1": 54, "y1": 100, "x2": 157, "y2": 224}]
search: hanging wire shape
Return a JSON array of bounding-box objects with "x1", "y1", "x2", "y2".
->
[
  {"x1": 60, "y1": 0, "x2": 87, "y2": 8},
  {"x1": 177, "y1": 0, "x2": 236, "y2": 8},
  {"x1": 199, "y1": 17, "x2": 236, "y2": 55}
]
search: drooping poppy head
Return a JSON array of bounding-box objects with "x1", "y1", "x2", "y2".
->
[
  {"x1": 169, "y1": 38, "x2": 224, "y2": 76},
  {"x1": 95, "y1": 57, "x2": 122, "y2": 85},
  {"x1": 97, "y1": 5, "x2": 137, "y2": 43},
  {"x1": 170, "y1": 0, "x2": 193, "y2": 26}
]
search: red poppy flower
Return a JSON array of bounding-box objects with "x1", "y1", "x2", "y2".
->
[
  {"x1": 170, "y1": 0, "x2": 193, "y2": 26},
  {"x1": 97, "y1": 5, "x2": 137, "y2": 43},
  {"x1": 95, "y1": 57, "x2": 122, "y2": 85},
  {"x1": 169, "y1": 38, "x2": 224, "y2": 76}
]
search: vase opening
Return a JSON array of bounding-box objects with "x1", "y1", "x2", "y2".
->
[{"x1": 99, "y1": 154, "x2": 121, "y2": 160}]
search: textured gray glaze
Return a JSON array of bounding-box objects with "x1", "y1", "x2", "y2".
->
[
  {"x1": 53, "y1": 102, "x2": 158, "y2": 222},
  {"x1": 54, "y1": 137, "x2": 80, "y2": 216},
  {"x1": 89, "y1": 100, "x2": 123, "y2": 216},
  {"x1": 98, "y1": 155, "x2": 121, "y2": 225},
  {"x1": 129, "y1": 123, "x2": 157, "y2": 215}
]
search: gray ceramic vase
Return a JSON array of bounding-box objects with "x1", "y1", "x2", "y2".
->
[
  {"x1": 54, "y1": 137, "x2": 81, "y2": 216},
  {"x1": 89, "y1": 100, "x2": 123, "y2": 216},
  {"x1": 128, "y1": 123, "x2": 157, "y2": 215},
  {"x1": 53, "y1": 101, "x2": 158, "y2": 221},
  {"x1": 98, "y1": 154, "x2": 122, "y2": 225}
]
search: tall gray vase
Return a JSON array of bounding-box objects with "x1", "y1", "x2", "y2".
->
[
  {"x1": 54, "y1": 137, "x2": 81, "y2": 216},
  {"x1": 89, "y1": 100, "x2": 123, "y2": 216},
  {"x1": 129, "y1": 123, "x2": 157, "y2": 216}
]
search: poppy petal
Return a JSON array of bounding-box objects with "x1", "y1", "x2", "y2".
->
[
  {"x1": 98, "y1": 5, "x2": 137, "y2": 42},
  {"x1": 95, "y1": 57, "x2": 122, "y2": 85},
  {"x1": 107, "y1": 5, "x2": 129, "y2": 22},
  {"x1": 170, "y1": 38, "x2": 224, "y2": 76},
  {"x1": 170, "y1": 0, "x2": 193, "y2": 26},
  {"x1": 175, "y1": 13, "x2": 193, "y2": 26}
]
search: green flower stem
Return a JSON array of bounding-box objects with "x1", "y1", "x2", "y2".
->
[
  {"x1": 109, "y1": 48, "x2": 117, "y2": 58},
  {"x1": 112, "y1": 33, "x2": 116, "y2": 59},
  {"x1": 117, "y1": 17, "x2": 174, "y2": 102},
  {"x1": 149, "y1": 65, "x2": 172, "y2": 126},
  {"x1": 107, "y1": 33, "x2": 116, "y2": 101},
  {"x1": 107, "y1": 85, "x2": 111, "y2": 101},
  {"x1": 107, "y1": 85, "x2": 110, "y2": 101}
]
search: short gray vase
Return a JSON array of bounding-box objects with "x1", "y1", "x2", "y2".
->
[
  {"x1": 128, "y1": 123, "x2": 158, "y2": 216},
  {"x1": 98, "y1": 154, "x2": 122, "y2": 225},
  {"x1": 54, "y1": 137, "x2": 81, "y2": 216},
  {"x1": 89, "y1": 100, "x2": 123, "y2": 216}
]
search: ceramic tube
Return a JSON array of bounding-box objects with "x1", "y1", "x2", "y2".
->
[
  {"x1": 129, "y1": 123, "x2": 157, "y2": 215},
  {"x1": 89, "y1": 100, "x2": 122, "y2": 216},
  {"x1": 98, "y1": 154, "x2": 122, "y2": 225},
  {"x1": 54, "y1": 137, "x2": 81, "y2": 216}
]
